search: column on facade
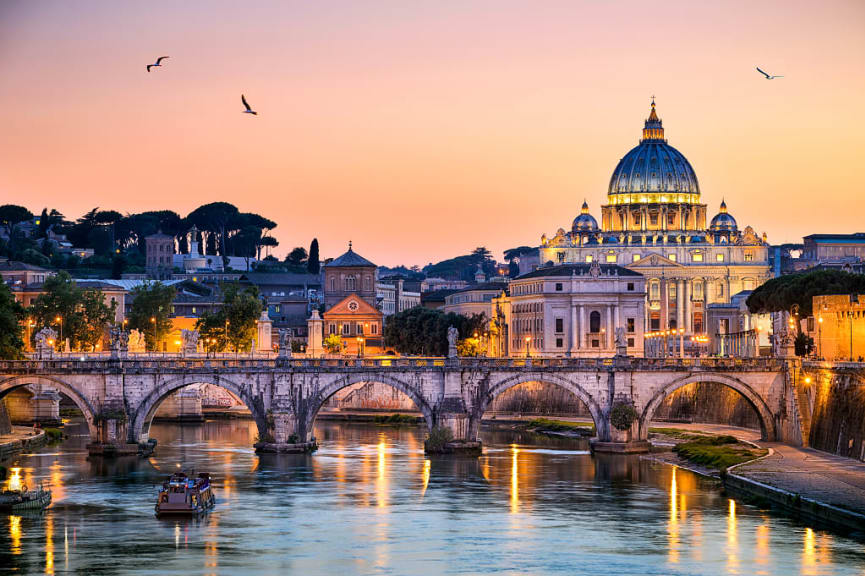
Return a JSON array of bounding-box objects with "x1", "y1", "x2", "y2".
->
[
  {"x1": 579, "y1": 305, "x2": 586, "y2": 348},
  {"x1": 606, "y1": 305, "x2": 613, "y2": 349},
  {"x1": 684, "y1": 279, "x2": 692, "y2": 333},
  {"x1": 660, "y1": 278, "x2": 668, "y2": 330},
  {"x1": 613, "y1": 303, "x2": 620, "y2": 342},
  {"x1": 676, "y1": 278, "x2": 684, "y2": 330},
  {"x1": 570, "y1": 304, "x2": 578, "y2": 353}
]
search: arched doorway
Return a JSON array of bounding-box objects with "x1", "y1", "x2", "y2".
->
[{"x1": 639, "y1": 374, "x2": 776, "y2": 441}]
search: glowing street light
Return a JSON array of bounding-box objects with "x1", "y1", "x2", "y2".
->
[{"x1": 525, "y1": 335, "x2": 532, "y2": 358}]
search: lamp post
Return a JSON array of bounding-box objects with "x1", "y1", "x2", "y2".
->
[
  {"x1": 54, "y1": 315, "x2": 63, "y2": 351},
  {"x1": 525, "y1": 335, "x2": 532, "y2": 358},
  {"x1": 679, "y1": 327, "x2": 685, "y2": 358},
  {"x1": 150, "y1": 316, "x2": 158, "y2": 354},
  {"x1": 356, "y1": 336, "x2": 363, "y2": 358},
  {"x1": 848, "y1": 311, "x2": 854, "y2": 361}
]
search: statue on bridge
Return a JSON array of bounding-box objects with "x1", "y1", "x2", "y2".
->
[
  {"x1": 181, "y1": 329, "x2": 200, "y2": 356},
  {"x1": 615, "y1": 327, "x2": 628, "y2": 357},
  {"x1": 110, "y1": 328, "x2": 129, "y2": 359},
  {"x1": 34, "y1": 327, "x2": 58, "y2": 359},
  {"x1": 278, "y1": 329, "x2": 292, "y2": 358},
  {"x1": 128, "y1": 330, "x2": 146, "y2": 354},
  {"x1": 447, "y1": 325, "x2": 459, "y2": 358}
]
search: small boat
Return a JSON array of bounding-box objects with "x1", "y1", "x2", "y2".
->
[
  {"x1": 155, "y1": 472, "x2": 215, "y2": 517},
  {"x1": 0, "y1": 484, "x2": 52, "y2": 512}
]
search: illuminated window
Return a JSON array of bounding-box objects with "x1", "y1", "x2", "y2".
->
[
  {"x1": 716, "y1": 253, "x2": 725, "y2": 262},
  {"x1": 606, "y1": 253, "x2": 617, "y2": 263},
  {"x1": 650, "y1": 281, "x2": 660, "y2": 300},
  {"x1": 692, "y1": 252, "x2": 703, "y2": 262},
  {"x1": 668, "y1": 253, "x2": 676, "y2": 262},
  {"x1": 632, "y1": 254, "x2": 641, "y2": 262},
  {"x1": 585, "y1": 255, "x2": 593, "y2": 263}
]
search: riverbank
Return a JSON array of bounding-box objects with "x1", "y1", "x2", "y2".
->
[
  {"x1": 644, "y1": 422, "x2": 865, "y2": 537},
  {"x1": 0, "y1": 426, "x2": 47, "y2": 463}
]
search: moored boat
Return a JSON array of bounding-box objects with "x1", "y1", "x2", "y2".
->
[
  {"x1": 1, "y1": 467, "x2": 52, "y2": 512},
  {"x1": 155, "y1": 472, "x2": 215, "y2": 517}
]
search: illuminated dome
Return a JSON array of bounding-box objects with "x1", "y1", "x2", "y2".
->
[
  {"x1": 572, "y1": 200, "x2": 599, "y2": 233},
  {"x1": 607, "y1": 100, "x2": 700, "y2": 204},
  {"x1": 709, "y1": 199, "x2": 738, "y2": 232}
]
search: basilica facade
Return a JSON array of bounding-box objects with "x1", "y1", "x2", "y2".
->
[{"x1": 537, "y1": 101, "x2": 772, "y2": 336}]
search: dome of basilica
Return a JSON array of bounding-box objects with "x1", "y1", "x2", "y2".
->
[
  {"x1": 607, "y1": 101, "x2": 700, "y2": 200},
  {"x1": 572, "y1": 200, "x2": 599, "y2": 233},
  {"x1": 709, "y1": 199, "x2": 738, "y2": 232}
]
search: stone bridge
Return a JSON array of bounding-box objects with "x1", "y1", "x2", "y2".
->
[{"x1": 0, "y1": 356, "x2": 807, "y2": 455}]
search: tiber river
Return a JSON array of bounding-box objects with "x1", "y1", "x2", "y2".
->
[{"x1": 1, "y1": 418, "x2": 863, "y2": 575}]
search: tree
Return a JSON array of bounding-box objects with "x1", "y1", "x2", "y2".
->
[
  {"x1": 258, "y1": 236, "x2": 279, "y2": 260},
  {"x1": 186, "y1": 202, "x2": 240, "y2": 257},
  {"x1": 307, "y1": 238, "x2": 320, "y2": 274},
  {"x1": 128, "y1": 282, "x2": 177, "y2": 351},
  {"x1": 323, "y1": 333, "x2": 343, "y2": 354},
  {"x1": 285, "y1": 246, "x2": 308, "y2": 267},
  {"x1": 0, "y1": 204, "x2": 34, "y2": 251},
  {"x1": 196, "y1": 283, "x2": 262, "y2": 353},
  {"x1": 29, "y1": 272, "x2": 115, "y2": 351},
  {"x1": 383, "y1": 307, "x2": 487, "y2": 355},
  {"x1": 0, "y1": 282, "x2": 24, "y2": 359},
  {"x1": 747, "y1": 270, "x2": 865, "y2": 321}
]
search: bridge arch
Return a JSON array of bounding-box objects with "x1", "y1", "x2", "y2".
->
[
  {"x1": 0, "y1": 375, "x2": 98, "y2": 439},
  {"x1": 303, "y1": 374, "x2": 435, "y2": 440},
  {"x1": 479, "y1": 373, "x2": 605, "y2": 440},
  {"x1": 639, "y1": 372, "x2": 777, "y2": 441},
  {"x1": 129, "y1": 374, "x2": 268, "y2": 444}
]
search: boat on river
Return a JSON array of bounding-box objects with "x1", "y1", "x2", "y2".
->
[
  {"x1": 155, "y1": 472, "x2": 215, "y2": 517},
  {"x1": 0, "y1": 485, "x2": 52, "y2": 512}
]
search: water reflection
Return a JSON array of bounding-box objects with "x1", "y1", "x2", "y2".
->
[{"x1": 0, "y1": 418, "x2": 862, "y2": 575}]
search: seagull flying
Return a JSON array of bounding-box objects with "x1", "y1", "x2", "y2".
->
[
  {"x1": 241, "y1": 94, "x2": 257, "y2": 115},
  {"x1": 147, "y1": 56, "x2": 169, "y2": 72},
  {"x1": 756, "y1": 67, "x2": 783, "y2": 80}
]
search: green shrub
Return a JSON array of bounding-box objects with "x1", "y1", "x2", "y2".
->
[
  {"x1": 287, "y1": 433, "x2": 300, "y2": 444},
  {"x1": 43, "y1": 428, "x2": 63, "y2": 441},
  {"x1": 424, "y1": 426, "x2": 453, "y2": 452},
  {"x1": 527, "y1": 418, "x2": 594, "y2": 432},
  {"x1": 373, "y1": 414, "x2": 418, "y2": 426},
  {"x1": 610, "y1": 402, "x2": 638, "y2": 431},
  {"x1": 673, "y1": 435, "x2": 766, "y2": 469}
]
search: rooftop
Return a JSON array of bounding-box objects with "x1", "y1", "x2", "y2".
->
[
  {"x1": 517, "y1": 263, "x2": 643, "y2": 279},
  {"x1": 327, "y1": 243, "x2": 376, "y2": 268}
]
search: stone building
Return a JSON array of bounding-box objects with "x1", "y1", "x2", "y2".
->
[
  {"x1": 443, "y1": 282, "x2": 508, "y2": 320},
  {"x1": 808, "y1": 294, "x2": 865, "y2": 361},
  {"x1": 144, "y1": 231, "x2": 175, "y2": 279},
  {"x1": 536, "y1": 101, "x2": 772, "y2": 337},
  {"x1": 502, "y1": 262, "x2": 645, "y2": 357},
  {"x1": 322, "y1": 243, "x2": 384, "y2": 356}
]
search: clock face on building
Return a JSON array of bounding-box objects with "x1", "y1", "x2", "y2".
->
[{"x1": 348, "y1": 300, "x2": 359, "y2": 311}]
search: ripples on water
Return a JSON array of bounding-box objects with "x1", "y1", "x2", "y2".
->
[{"x1": 1, "y1": 419, "x2": 863, "y2": 575}]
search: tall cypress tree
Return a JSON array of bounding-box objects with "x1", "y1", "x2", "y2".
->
[{"x1": 307, "y1": 238, "x2": 320, "y2": 274}]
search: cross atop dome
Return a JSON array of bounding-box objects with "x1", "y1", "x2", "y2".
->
[{"x1": 642, "y1": 98, "x2": 664, "y2": 142}]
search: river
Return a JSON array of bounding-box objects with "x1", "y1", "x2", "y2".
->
[{"x1": 1, "y1": 419, "x2": 863, "y2": 575}]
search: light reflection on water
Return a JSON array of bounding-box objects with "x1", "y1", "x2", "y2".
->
[{"x1": 0, "y1": 418, "x2": 863, "y2": 575}]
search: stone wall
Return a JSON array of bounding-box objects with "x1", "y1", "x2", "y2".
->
[
  {"x1": 154, "y1": 388, "x2": 204, "y2": 421},
  {"x1": 0, "y1": 400, "x2": 11, "y2": 435},
  {"x1": 651, "y1": 382, "x2": 761, "y2": 429},
  {"x1": 486, "y1": 381, "x2": 592, "y2": 417},
  {"x1": 323, "y1": 382, "x2": 418, "y2": 412},
  {"x1": 801, "y1": 369, "x2": 865, "y2": 461}
]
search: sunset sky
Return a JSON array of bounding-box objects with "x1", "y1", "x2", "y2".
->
[{"x1": 1, "y1": 1, "x2": 863, "y2": 267}]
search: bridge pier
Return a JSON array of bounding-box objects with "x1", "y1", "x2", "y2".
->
[
  {"x1": 87, "y1": 413, "x2": 140, "y2": 457},
  {"x1": 255, "y1": 411, "x2": 317, "y2": 454}
]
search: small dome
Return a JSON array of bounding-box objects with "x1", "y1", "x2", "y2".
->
[
  {"x1": 710, "y1": 199, "x2": 738, "y2": 232},
  {"x1": 572, "y1": 200, "x2": 599, "y2": 233}
]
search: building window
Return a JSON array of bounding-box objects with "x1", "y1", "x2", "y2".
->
[
  {"x1": 556, "y1": 338, "x2": 563, "y2": 348},
  {"x1": 692, "y1": 252, "x2": 703, "y2": 262},
  {"x1": 632, "y1": 254, "x2": 641, "y2": 262},
  {"x1": 650, "y1": 281, "x2": 660, "y2": 300},
  {"x1": 364, "y1": 276, "x2": 372, "y2": 291},
  {"x1": 585, "y1": 255, "x2": 593, "y2": 263},
  {"x1": 356, "y1": 322, "x2": 363, "y2": 335},
  {"x1": 694, "y1": 312, "x2": 704, "y2": 333},
  {"x1": 329, "y1": 323, "x2": 336, "y2": 335},
  {"x1": 606, "y1": 253, "x2": 617, "y2": 263},
  {"x1": 716, "y1": 253, "x2": 725, "y2": 262},
  {"x1": 590, "y1": 311, "x2": 601, "y2": 333},
  {"x1": 555, "y1": 282, "x2": 563, "y2": 292},
  {"x1": 557, "y1": 252, "x2": 565, "y2": 263},
  {"x1": 330, "y1": 277, "x2": 336, "y2": 291},
  {"x1": 668, "y1": 253, "x2": 677, "y2": 262},
  {"x1": 627, "y1": 318, "x2": 635, "y2": 333},
  {"x1": 371, "y1": 323, "x2": 378, "y2": 335},
  {"x1": 342, "y1": 323, "x2": 350, "y2": 335},
  {"x1": 627, "y1": 282, "x2": 634, "y2": 291},
  {"x1": 275, "y1": 305, "x2": 281, "y2": 313},
  {"x1": 555, "y1": 318, "x2": 564, "y2": 333},
  {"x1": 628, "y1": 337, "x2": 635, "y2": 347},
  {"x1": 191, "y1": 306, "x2": 197, "y2": 314},
  {"x1": 716, "y1": 283, "x2": 724, "y2": 299},
  {"x1": 694, "y1": 282, "x2": 704, "y2": 300},
  {"x1": 345, "y1": 276, "x2": 356, "y2": 291},
  {"x1": 744, "y1": 250, "x2": 754, "y2": 262},
  {"x1": 650, "y1": 313, "x2": 660, "y2": 331}
]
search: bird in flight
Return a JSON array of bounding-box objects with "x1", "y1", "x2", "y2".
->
[
  {"x1": 756, "y1": 67, "x2": 783, "y2": 80},
  {"x1": 146, "y1": 56, "x2": 169, "y2": 72},
  {"x1": 241, "y1": 94, "x2": 258, "y2": 115}
]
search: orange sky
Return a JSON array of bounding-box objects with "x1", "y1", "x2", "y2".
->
[{"x1": 1, "y1": 1, "x2": 863, "y2": 267}]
